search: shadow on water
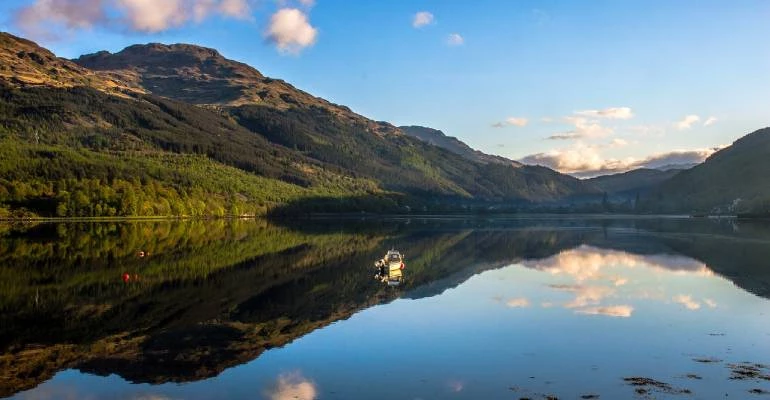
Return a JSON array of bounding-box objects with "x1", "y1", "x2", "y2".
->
[{"x1": 1, "y1": 216, "x2": 769, "y2": 397}]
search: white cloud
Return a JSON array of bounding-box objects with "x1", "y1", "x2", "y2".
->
[
  {"x1": 610, "y1": 138, "x2": 629, "y2": 147},
  {"x1": 193, "y1": 0, "x2": 216, "y2": 21},
  {"x1": 547, "y1": 117, "x2": 613, "y2": 140},
  {"x1": 506, "y1": 117, "x2": 528, "y2": 126},
  {"x1": 544, "y1": 107, "x2": 631, "y2": 141},
  {"x1": 492, "y1": 117, "x2": 528, "y2": 128},
  {"x1": 704, "y1": 116, "x2": 718, "y2": 127},
  {"x1": 675, "y1": 114, "x2": 701, "y2": 130},
  {"x1": 266, "y1": 8, "x2": 318, "y2": 54},
  {"x1": 703, "y1": 298, "x2": 717, "y2": 308},
  {"x1": 673, "y1": 294, "x2": 700, "y2": 310},
  {"x1": 636, "y1": 148, "x2": 718, "y2": 170},
  {"x1": 447, "y1": 33, "x2": 464, "y2": 46},
  {"x1": 116, "y1": 0, "x2": 187, "y2": 32},
  {"x1": 575, "y1": 107, "x2": 634, "y2": 120},
  {"x1": 267, "y1": 372, "x2": 317, "y2": 400},
  {"x1": 412, "y1": 11, "x2": 434, "y2": 28},
  {"x1": 519, "y1": 144, "x2": 719, "y2": 177},
  {"x1": 576, "y1": 305, "x2": 634, "y2": 318},
  {"x1": 193, "y1": 0, "x2": 251, "y2": 22},
  {"x1": 218, "y1": 0, "x2": 251, "y2": 18},
  {"x1": 627, "y1": 125, "x2": 667, "y2": 137},
  {"x1": 15, "y1": 0, "x2": 107, "y2": 38},
  {"x1": 519, "y1": 143, "x2": 626, "y2": 175},
  {"x1": 16, "y1": 0, "x2": 254, "y2": 36},
  {"x1": 299, "y1": 0, "x2": 315, "y2": 7},
  {"x1": 506, "y1": 297, "x2": 531, "y2": 308}
]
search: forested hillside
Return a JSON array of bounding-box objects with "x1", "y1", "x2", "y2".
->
[
  {"x1": 75, "y1": 39, "x2": 599, "y2": 202},
  {"x1": 641, "y1": 127, "x2": 770, "y2": 214},
  {"x1": 587, "y1": 168, "x2": 683, "y2": 201},
  {"x1": 399, "y1": 125, "x2": 520, "y2": 166},
  {"x1": 0, "y1": 32, "x2": 600, "y2": 218}
]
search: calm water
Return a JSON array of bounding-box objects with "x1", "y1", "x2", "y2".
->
[{"x1": 2, "y1": 217, "x2": 770, "y2": 399}]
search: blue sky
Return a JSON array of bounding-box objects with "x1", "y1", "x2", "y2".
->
[{"x1": 1, "y1": 0, "x2": 768, "y2": 176}]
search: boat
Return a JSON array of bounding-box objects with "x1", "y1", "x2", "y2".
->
[{"x1": 374, "y1": 249, "x2": 405, "y2": 285}]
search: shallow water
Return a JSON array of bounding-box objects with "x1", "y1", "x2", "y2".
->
[{"x1": 2, "y1": 217, "x2": 770, "y2": 399}]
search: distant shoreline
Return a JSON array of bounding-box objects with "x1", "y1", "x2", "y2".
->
[
  {"x1": 0, "y1": 215, "x2": 257, "y2": 223},
  {"x1": 0, "y1": 212, "x2": 709, "y2": 223}
]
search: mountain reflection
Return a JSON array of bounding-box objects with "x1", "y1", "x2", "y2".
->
[{"x1": 3, "y1": 217, "x2": 770, "y2": 398}]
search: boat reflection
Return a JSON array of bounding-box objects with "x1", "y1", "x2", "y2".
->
[{"x1": 374, "y1": 249, "x2": 405, "y2": 286}]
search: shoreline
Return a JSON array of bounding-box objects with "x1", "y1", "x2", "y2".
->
[{"x1": 0, "y1": 212, "x2": 726, "y2": 223}]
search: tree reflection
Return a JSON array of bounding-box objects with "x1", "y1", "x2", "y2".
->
[{"x1": 2, "y1": 217, "x2": 770, "y2": 397}]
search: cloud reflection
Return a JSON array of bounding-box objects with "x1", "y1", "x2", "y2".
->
[
  {"x1": 522, "y1": 245, "x2": 712, "y2": 283},
  {"x1": 267, "y1": 372, "x2": 317, "y2": 400},
  {"x1": 506, "y1": 297, "x2": 530, "y2": 308},
  {"x1": 447, "y1": 379, "x2": 464, "y2": 392},
  {"x1": 673, "y1": 295, "x2": 701, "y2": 310},
  {"x1": 576, "y1": 305, "x2": 634, "y2": 317},
  {"x1": 549, "y1": 284, "x2": 614, "y2": 308},
  {"x1": 519, "y1": 246, "x2": 718, "y2": 318},
  {"x1": 612, "y1": 277, "x2": 628, "y2": 286}
]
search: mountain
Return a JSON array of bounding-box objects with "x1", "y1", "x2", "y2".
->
[
  {"x1": 73, "y1": 43, "x2": 401, "y2": 135},
  {"x1": 0, "y1": 33, "x2": 142, "y2": 95},
  {"x1": 642, "y1": 127, "x2": 770, "y2": 214},
  {"x1": 0, "y1": 32, "x2": 599, "y2": 218},
  {"x1": 399, "y1": 125, "x2": 521, "y2": 166},
  {"x1": 587, "y1": 168, "x2": 683, "y2": 200},
  {"x1": 652, "y1": 163, "x2": 698, "y2": 171},
  {"x1": 73, "y1": 41, "x2": 598, "y2": 202}
]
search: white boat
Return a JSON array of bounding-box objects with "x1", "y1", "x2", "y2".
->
[{"x1": 374, "y1": 249, "x2": 405, "y2": 284}]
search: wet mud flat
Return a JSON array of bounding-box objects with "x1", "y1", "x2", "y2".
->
[
  {"x1": 505, "y1": 357, "x2": 770, "y2": 400},
  {"x1": 620, "y1": 358, "x2": 770, "y2": 398}
]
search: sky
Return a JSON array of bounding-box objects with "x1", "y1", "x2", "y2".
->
[{"x1": 1, "y1": 0, "x2": 768, "y2": 177}]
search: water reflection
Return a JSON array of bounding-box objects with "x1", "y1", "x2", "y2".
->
[
  {"x1": 518, "y1": 245, "x2": 722, "y2": 318},
  {"x1": 2, "y1": 217, "x2": 770, "y2": 398},
  {"x1": 266, "y1": 372, "x2": 317, "y2": 400},
  {"x1": 374, "y1": 249, "x2": 405, "y2": 286}
]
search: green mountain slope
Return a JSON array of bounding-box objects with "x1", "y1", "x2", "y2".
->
[
  {"x1": 0, "y1": 32, "x2": 599, "y2": 217},
  {"x1": 588, "y1": 168, "x2": 683, "y2": 200},
  {"x1": 0, "y1": 33, "x2": 380, "y2": 218},
  {"x1": 399, "y1": 125, "x2": 520, "y2": 166},
  {"x1": 74, "y1": 41, "x2": 598, "y2": 202},
  {"x1": 642, "y1": 127, "x2": 770, "y2": 214},
  {"x1": 0, "y1": 33, "x2": 142, "y2": 94}
]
